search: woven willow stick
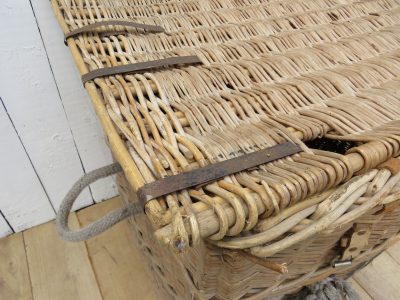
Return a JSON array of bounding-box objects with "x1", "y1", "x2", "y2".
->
[
  {"x1": 239, "y1": 251, "x2": 288, "y2": 274},
  {"x1": 256, "y1": 189, "x2": 334, "y2": 231},
  {"x1": 154, "y1": 153, "x2": 374, "y2": 242},
  {"x1": 250, "y1": 171, "x2": 400, "y2": 258},
  {"x1": 64, "y1": 0, "x2": 350, "y2": 20},
  {"x1": 51, "y1": 0, "x2": 167, "y2": 223},
  {"x1": 247, "y1": 232, "x2": 400, "y2": 300},
  {"x1": 52, "y1": 0, "x2": 373, "y2": 236},
  {"x1": 210, "y1": 205, "x2": 317, "y2": 249},
  {"x1": 154, "y1": 192, "x2": 266, "y2": 244},
  {"x1": 331, "y1": 171, "x2": 400, "y2": 229},
  {"x1": 250, "y1": 183, "x2": 369, "y2": 257},
  {"x1": 157, "y1": 145, "x2": 365, "y2": 222}
]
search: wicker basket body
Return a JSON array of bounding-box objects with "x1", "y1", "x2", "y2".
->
[
  {"x1": 51, "y1": 0, "x2": 400, "y2": 298},
  {"x1": 118, "y1": 173, "x2": 400, "y2": 299}
]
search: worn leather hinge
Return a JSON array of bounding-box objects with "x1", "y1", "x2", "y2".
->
[
  {"x1": 81, "y1": 55, "x2": 202, "y2": 83},
  {"x1": 137, "y1": 142, "x2": 302, "y2": 205},
  {"x1": 64, "y1": 20, "x2": 165, "y2": 44}
]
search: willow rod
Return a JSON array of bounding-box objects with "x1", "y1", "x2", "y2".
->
[
  {"x1": 52, "y1": 0, "x2": 381, "y2": 236},
  {"x1": 154, "y1": 148, "x2": 371, "y2": 242}
]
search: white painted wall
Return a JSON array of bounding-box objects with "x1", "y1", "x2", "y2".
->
[{"x1": 0, "y1": 0, "x2": 118, "y2": 237}]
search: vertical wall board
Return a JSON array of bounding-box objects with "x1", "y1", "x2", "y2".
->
[
  {"x1": 0, "y1": 0, "x2": 93, "y2": 210},
  {"x1": 30, "y1": 0, "x2": 119, "y2": 202},
  {"x1": 0, "y1": 216, "x2": 13, "y2": 238},
  {"x1": 0, "y1": 103, "x2": 55, "y2": 232}
]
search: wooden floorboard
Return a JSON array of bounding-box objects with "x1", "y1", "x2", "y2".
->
[
  {"x1": 77, "y1": 197, "x2": 162, "y2": 300},
  {"x1": 23, "y1": 213, "x2": 102, "y2": 300},
  {"x1": 0, "y1": 232, "x2": 33, "y2": 300},
  {"x1": 348, "y1": 278, "x2": 373, "y2": 300},
  {"x1": 386, "y1": 240, "x2": 400, "y2": 265},
  {"x1": 352, "y1": 251, "x2": 400, "y2": 300},
  {"x1": 1, "y1": 197, "x2": 400, "y2": 299}
]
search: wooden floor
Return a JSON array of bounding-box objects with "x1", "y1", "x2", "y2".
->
[{"x1": 1, "y1": 197, "x2": 400, "y2": 300}]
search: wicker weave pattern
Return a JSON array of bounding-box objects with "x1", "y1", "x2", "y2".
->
[
  {"x1": 54, "y1": 0, "x2": 400, "y2": 245},
  {"x1": 118, "y1": 172, "x2": 400, "y2": 299},
  {"x1": 53, "y1": 0, "x2": 400, "y2": 297}
]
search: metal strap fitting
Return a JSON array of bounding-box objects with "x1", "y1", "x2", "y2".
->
[
  {"x1": 64, "y1": 20, "x2": 165, "y2": 44},
  {"x1": 137, "y1": 142, "x2": 302, "y2": 205},
  {"x1": 332, "y1": 259, "x2": 352, "y2": 268},
  {"x1": 81, "y1": 55, "x2": 202, "y2": 84}
]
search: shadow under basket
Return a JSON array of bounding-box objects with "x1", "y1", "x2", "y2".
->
[{"x1": 117, "y1": 172, "x2": 400, "y2": 300}]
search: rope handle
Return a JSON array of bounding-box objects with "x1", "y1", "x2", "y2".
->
[
  {"x1": 56, "y1": 143, "x2": 301, "y2": 242},
  {"x1": 56, "y1": 162, "x2": 142, "y2": 242}
]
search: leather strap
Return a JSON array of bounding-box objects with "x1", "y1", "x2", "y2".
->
[
  {"x1": 82, "y1": 55, "x2": 202, "y2": 83},
  {"x1": 137, "y1": 142, "x2": 302, "y2": 204},
  {"x1": 64, "y1": 20, "x2": 164, "y2": 43}
]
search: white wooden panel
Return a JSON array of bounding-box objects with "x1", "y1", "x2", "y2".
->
[
  {"x1": 30, "y1": 0, "x2": 119, "y2": 202},
  {"x1": 0, "y1": 0, "x2": 93, "y2": 210},
  {"x1": 0, "y1": 101, "x2": 55, "y2": 232},
  {"x1": 0, "y1": 214, "x2": 13, "y2": 238}
]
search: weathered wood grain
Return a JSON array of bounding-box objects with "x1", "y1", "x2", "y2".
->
[
  {"x1": 24, "y1": 214, "x2": 102, "y2": 300},
  {"x1": 0, "y1": 0, "x2": 93, "y2": 215},
  {"x1": 0, "y1": 233, "x2": 33, "y2": 300},
  {"x1": 0, "y1": 99, "x2": 55, "y2": 231},
  {"x1": 353, "y1": 252, "x2": 400, "y2": 300},
  {"x1": 77, "y1": 197, "x2": 162, "y2": 300},
  {"x1": 30, "y1": 0, "x2": 118, "y2": 202}
]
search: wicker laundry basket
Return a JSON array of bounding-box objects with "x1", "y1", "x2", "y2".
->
[
  {"x1": 117, "y1": 171, "x2": 400, "y2": 299},
  {"x1": 52, "y1": 0, "x2": 400, "y2": 298}
]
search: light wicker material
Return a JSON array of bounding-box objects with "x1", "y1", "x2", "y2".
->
[
  {"x1": 52, "y1": 0, "x2": 400, "y2": 298},
  {"x1": 118, "y1": 171, "x2": 400, "y2": 299}
]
